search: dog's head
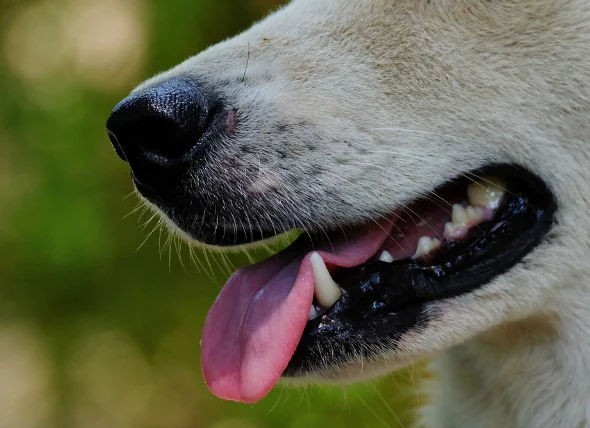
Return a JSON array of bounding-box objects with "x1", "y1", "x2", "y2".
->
[{"x1": 106, "y1": 0, "x2": 588, "y2": 403}]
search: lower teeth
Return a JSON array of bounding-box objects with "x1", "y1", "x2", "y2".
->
[
  {"x1": 379, "y1": 250, "x2": 395, "y2": 263},
  {"x1": 306, "y1": 176, "x2": 509, "y2": 322}
]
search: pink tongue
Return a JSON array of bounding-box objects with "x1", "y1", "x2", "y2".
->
[{"x1": 201, "y1": 218, "x2": 395, "y2": 403}]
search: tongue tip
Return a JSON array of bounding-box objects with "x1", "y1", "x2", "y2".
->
[
  {"x1": 206, "y1": 386, "x2": 271, "y2": 404},
  {"x1": 200, "y1": 253, "x2": 317, "y2": 406},
  {"x1": 202, "y1": 365, "x2": 277, "y2": 404}
]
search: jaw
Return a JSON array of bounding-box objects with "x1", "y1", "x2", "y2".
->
[
  {"x1": 281, "y1": 165, "x2": 556, "y2": 379},
  {"x1": 135, "y1": 163, "x2": 557, "y2": 401}
]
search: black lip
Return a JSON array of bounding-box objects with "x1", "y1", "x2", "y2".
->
[
  {"x1": 182, "y1": 224, "x2": 279, "y2": 247},
  {"x1": 283, "y1": 165, "x2": 557, "y2": 377}
]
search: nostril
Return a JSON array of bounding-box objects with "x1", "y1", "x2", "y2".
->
[
  {"x1": 128, "y1": 111, "x2": 207, "y2": 164},
  {"x1": 105, "y1": 77, "x2": 216, "y2": 167}
]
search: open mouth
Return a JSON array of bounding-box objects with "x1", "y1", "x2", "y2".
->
[{"x1": 200, "y1": 164, "x2": 556, "y2": 403}]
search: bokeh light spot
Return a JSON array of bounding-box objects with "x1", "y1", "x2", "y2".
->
[
  {"x1": 2, "y1": 0, "x2": 147, "y2": 91},
  {"x1": 63, "y1": 0, "x2": 147, "y2": 90},
  {"x1": 3, "y1": 3, "x2": 68, "y2": 82},
  {"x1": 0, "y1": 324, "x2": 54, "y2": 428}
]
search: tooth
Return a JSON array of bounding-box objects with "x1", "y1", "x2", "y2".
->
[
  {"x1": 444, "y1": 222, "x2": 455, "y2": 235},
  {"x1": 379, "y1": 250, "x2": 395, "y2": 263},
  {"x1": 452, "y1": 204, "x2": 468, "y2": 226},
  {"x1": 310, "y1": 252, "x2": 342, "y2": 308},
  {"x1": 444, "y1": 221, "x2": 465, "y2": 239},
  {"x1": 308, "y1": 306, "x2": 319, "y2": 321},
  {"x1": 414, "y1": 236, "x2": 441, "y2": 258},
  {"x1": 431, "y1": 238, "x2": 441, "y2": 251},
  {"x1": 415, "y1": 236, "x2": 432, "y2": 257},
  {"x1": 467, "y1": 176, "x2": 506, "y2": 209},
  {"x1": 466, "y1": 206, "x2": 483, "y2": 222}
]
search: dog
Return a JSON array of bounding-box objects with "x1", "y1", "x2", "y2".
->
[{"x1": 106, "y1": 0, "x2": 590, "y2": 426}]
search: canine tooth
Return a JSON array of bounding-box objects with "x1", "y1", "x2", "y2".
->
[
  {"x1": 308, "y1": 306, "x2": 319, "y2": 321},
  {"x1": 379, "y1": 250, "x2": 395, "y2": 263},
  {"x1": 467, "y1": 176, "x2": 506, "y2": 209},
  {"x1": 452, "y1": 204, "x2": 468, "y2": 226},
  {"x1": 310, "y1": 252, "x2": 342, "y2": 308},
  {"x1": 414, "y1": 236, "x2": 441, "y2": 258}
]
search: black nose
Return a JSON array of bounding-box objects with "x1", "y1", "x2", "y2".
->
[{"x1": 106, "y1": 77, "x2": 215, "y2": 168}]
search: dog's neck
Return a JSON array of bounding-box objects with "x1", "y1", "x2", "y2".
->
[{"x1": 420, "y1": 313, "x2": 590, "y2": 427}]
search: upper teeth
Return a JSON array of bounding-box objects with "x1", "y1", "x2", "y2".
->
[
  {"x1": 414, "y1": 236, "x2": 441, "y2": 258},
  {"x1": 466, "y1": 206, "x2": 482, "y2": 219},
  {"x1": 444, "y1": 204, "x2": 484, "y2": 239},
  {"x1": 451, "y1": 204, "x2": 483, "y2": 227},
  {"x1": 306, "y1": 177, "x2": 506, "y2": 321},
  {"x1": 452, "y1": 204, "x2": 469, "y2": 227},
  {"x1": 310, "y1": 252, "x2": 342, "y2": 309},
  {"x1": 467, "y1": 176, "x2": 506, "y2": 209}
]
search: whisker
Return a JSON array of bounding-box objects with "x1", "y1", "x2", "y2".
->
[{"x1": 352, "y1": 388, "x2": 393, "y2": 428}]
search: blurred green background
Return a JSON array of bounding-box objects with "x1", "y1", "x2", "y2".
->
[{"x1": 0, "y1": 0, "x2": 426, "y2": 426}]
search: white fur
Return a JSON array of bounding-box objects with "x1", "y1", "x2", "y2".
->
[{"x1": 134, "y1": 1, "x2": 590, "y2": 426}]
